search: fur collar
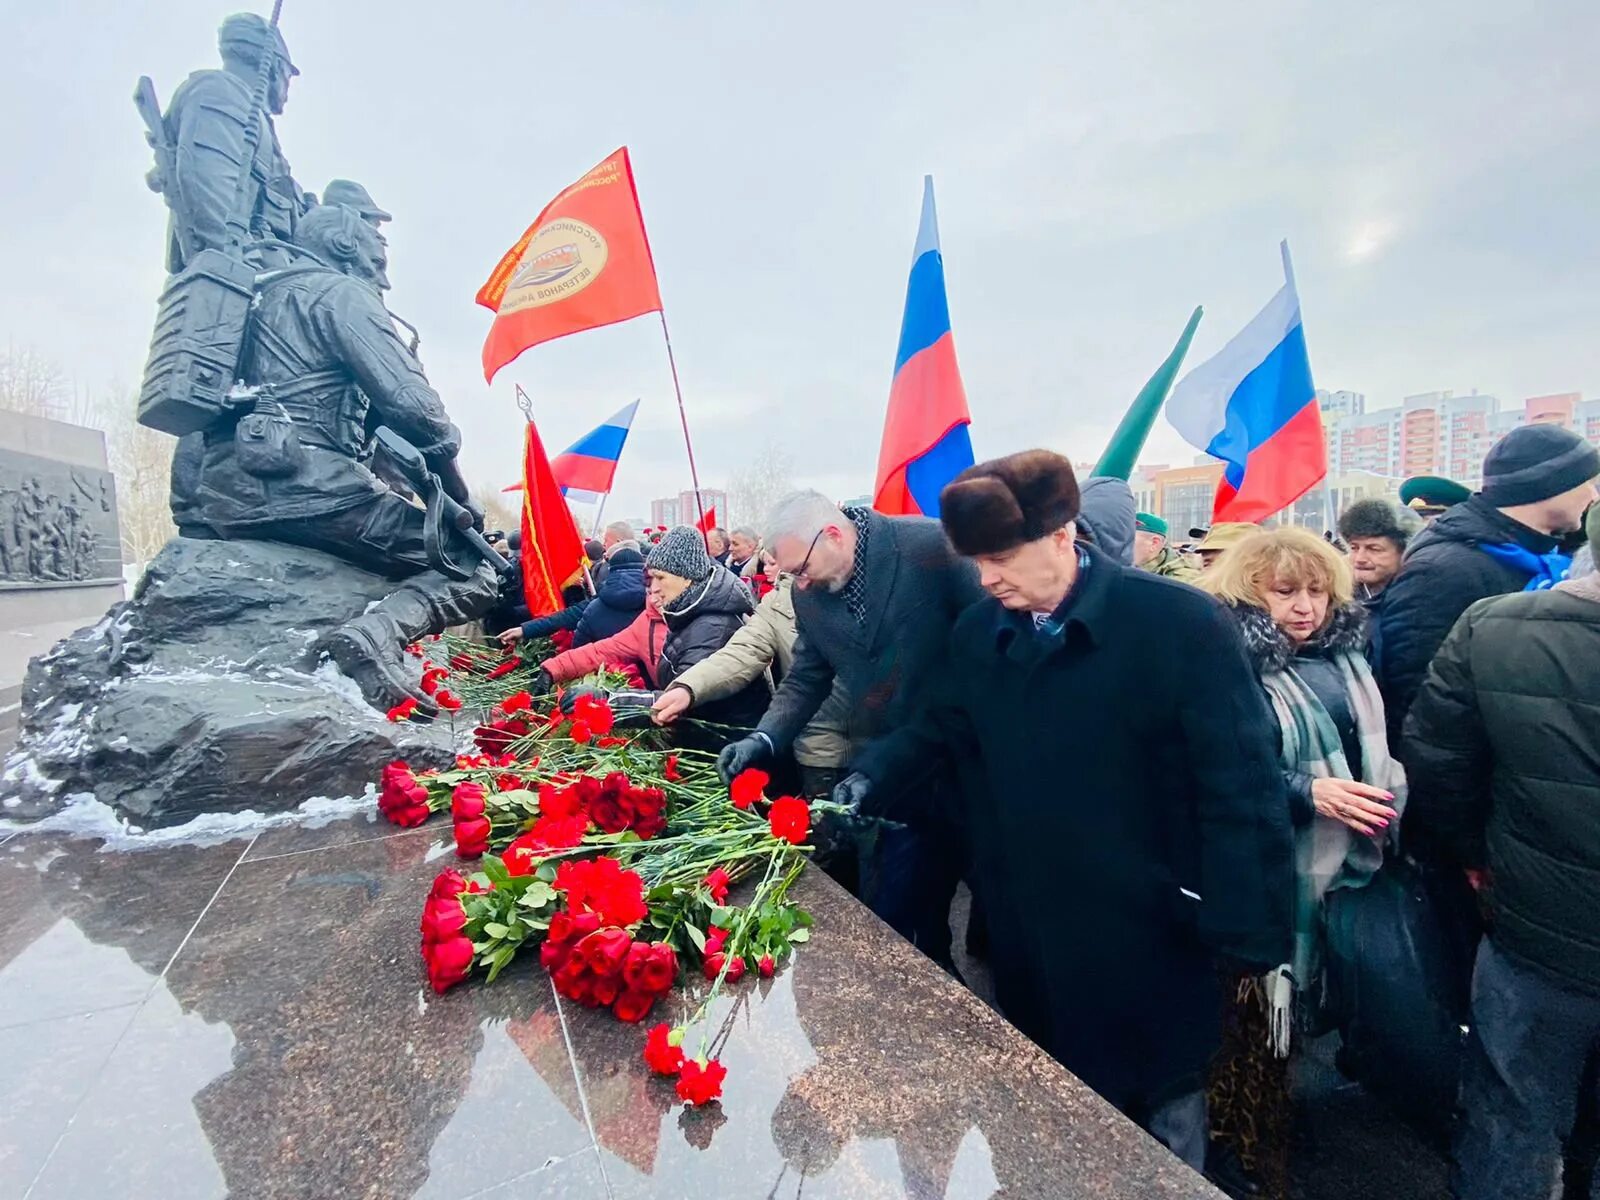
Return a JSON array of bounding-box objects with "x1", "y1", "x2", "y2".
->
[{"x1": 1224, "y1": 600, "x2": 1368, "y2": 676}]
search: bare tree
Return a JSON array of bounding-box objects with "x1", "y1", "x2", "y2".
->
[
  {"x1": 91, "y1": 381, "x2": 176, "y2": 572},
  {"x1": 471, "y1": 483, "x2": 521, "y2": 539},
  {"x1": 728, "y1": 441, "x2": 796, "y2": 533},
  {"x1": 0, "y1": 343, "x2": 71, "y2": 419}
]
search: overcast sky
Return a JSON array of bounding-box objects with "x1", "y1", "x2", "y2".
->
[{"x1": 4, "y1": 1, "x2": 1597, "y2": 522}]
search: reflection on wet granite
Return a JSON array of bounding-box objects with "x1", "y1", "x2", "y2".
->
[
  {"x1": 561, "y1": 868, "x2": 1222, "y2": 1200},
  {"x1": 1, "y1": 813, "x2": 1222, "y2": 1199}
]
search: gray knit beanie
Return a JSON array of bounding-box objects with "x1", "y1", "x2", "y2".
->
[
  {"x1": 1479, "y1": 425, "x2": 1600, "y2": 507},
  {"x1": 645, "y1": 525, "x2": 714, "y2": 582}
]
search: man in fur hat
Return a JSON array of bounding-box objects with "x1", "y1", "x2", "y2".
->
[
  {"x1": 841, "y1": 449, "x2": 1294, "y2": 1170},
  {"x1": 1337, "y1": 498, "x2": 1419, "y2": 603}
]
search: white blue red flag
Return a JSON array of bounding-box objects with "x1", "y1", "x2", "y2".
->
[
  {"x1": 1165, "y1": 244, "x2": 1326, "y2": 522},
  {"x1": 873, "y1": 176, "x2": 974, "y2": 518},
  {"x1": 551, "y1": 399, "x2": 639, "y2": 502}
]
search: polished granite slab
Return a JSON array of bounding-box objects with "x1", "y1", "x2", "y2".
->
[{"x1": 0, "y1": 816, "x2": 1221, "y2": 1199}]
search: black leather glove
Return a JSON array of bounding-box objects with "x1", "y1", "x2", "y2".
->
[
  {"x1": 716, "y1": 734, "x2": 770, "y2": 785},
  {"x1": 830, "y1": 772, "x2": 873, "y2": 816},
  {"x1": 531, "y1": 668, "x2": 555, "y2": 696}
]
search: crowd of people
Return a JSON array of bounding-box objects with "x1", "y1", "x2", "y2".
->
[{"x1": 479, "y1": 422, "x2": 1599, "y2": 1200}]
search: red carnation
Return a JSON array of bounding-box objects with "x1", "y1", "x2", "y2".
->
[
  {"x1": 423, "y1": 935, "x2": 475, "y2": 993},
  {"x1": 500, "y1": 690, "x2": 533, "y2": 716},
  {"x1": 449, "y1": 652, "x2": 475, "y2": 672},
  {"x1": 702, "y1": 867, "x2": 731, "y2": 905},
  {"x1": 554, "y1": 857, "x2": 648, "y2": 928},
  {"x1": 768, "y1": 796, "x2": 811, "y2": 845},
  {"x1": 664, "y1": 754, "x2": 682, "y2": 783},
  {"x1": 676, "y1": 1058, "x2": 727, "y2": 1106},
  {"x1": 587, "y1": 773, "x2": 632, "y2": 834},
  {"x1": 386, "y1": 696, "x2": 419, "y2": 722},
  {"x1": 486, "y1": 659, "x2": 519, "y2": 680},
  {"x1": 644, "y1": 1023, "x2": 686, "y2": 1075},
  {"x1": 550, "y1": 629, "x2": 575, "y2": 652},
  {"x1": 758, "y1": 954, "x2": 776, "y2": 978},
  {"x1": 404, "y1": 642, "x2": 424, "y2": 658},
  {"x1": 436, "y1": 690, "x2": 464, "y2": 712},
  {"x1": 622, "y1": 940, "x2": 678, "y2": 995},
  {"x1": 596, "y1": 735, "x2": 629, "y2": 749},
  {"x1": 538, "y1": 781, "x2": 582, "y2": 820},
  {"x1": 573, "y1": 694, "x2": 616, "y2": 736},
  {"x1": 729, "y1": 768, "x2": 768, "y2": 810},
  {"x1": 504, "y1": 814, "x2": 589, "y2": 876},
  {"x1": 570, "y1": 720, "x2": 593, "y2": 744}
]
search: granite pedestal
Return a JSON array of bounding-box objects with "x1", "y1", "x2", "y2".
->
[{"x1": 0, "y1": 813, "x2": 1224, "y2": 1199}]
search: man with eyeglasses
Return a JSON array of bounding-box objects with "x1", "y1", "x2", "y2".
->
[{"x1": 717, "y1": 489, "x2": 983, "y2": 969}]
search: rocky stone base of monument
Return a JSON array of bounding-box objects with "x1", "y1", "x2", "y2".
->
[{"x1": 3, "y1": 536, "x2": 455, "y2": 828}]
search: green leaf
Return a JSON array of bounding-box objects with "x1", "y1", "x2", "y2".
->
[
  {"x1": 485, "y1": 944, "x2": 517, "y2": 983},
  {"x1": 709, "y1": 906, "x2": 735, "y2": 928},
  {"x1": 497, "y1": 788, "x2": 538, "y2": 808},
  {"x1": 482, "y1": 856, "x2": 511, "y2": 887},
  {"x1": 685, "y1": 925, "x2": 707, "y2": 952},
  {"x1": 517, "y1": 881, "x2": 557, "y2": 908},
  {"x1": 788, "y1": 928, "x2": 810, "y2": 943},
  {"x1": 536, "y1": 862, "x2": 558, "y2": 883},
  {"x1": 483, "y1": 922, "x2": 512, "y2": 939}
]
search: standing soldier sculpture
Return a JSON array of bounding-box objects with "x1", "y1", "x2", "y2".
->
[{"x1": 133, "y1": 9, "x2": 503, "y2": 717}]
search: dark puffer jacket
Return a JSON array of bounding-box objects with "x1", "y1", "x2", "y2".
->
[
  {"x1": 658, "y1": 566, "x2": 770, "y2": 732},
  {"x1": 1225, "y1": 601, "x2": 1371, "y2": 828},
  {"x1": 1402, "y1": 577, "x2": 1600, "y2": 997},
  {"x1": 519, "y1": 550, "x2": 647, "y2": 647},
  {"x1": 1376, "y1": 495, "x2": 1559, "y2": 748}
]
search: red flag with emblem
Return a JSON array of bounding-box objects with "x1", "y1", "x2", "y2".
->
[
  {"x1": 518, "y1": 421, "x2": 586, "y2": 618},
  {"x1": 478, "y1": 148, "x2": 663, "y2": 383}
]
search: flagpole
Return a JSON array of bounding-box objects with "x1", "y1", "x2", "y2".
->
[
  {"x1": 592, "y1": 492, "x2": 609, "y2": 535},
  {"x1": 1282, "y1": 238, "x2": 1334, "y2": 533},
  {"x1": 657, "y1": 311, "x2": 708, "y2": 540}
]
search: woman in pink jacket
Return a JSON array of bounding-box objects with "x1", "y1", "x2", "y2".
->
[{"x1": 535, "y1": 600, "x2": 666, "y2": 690}]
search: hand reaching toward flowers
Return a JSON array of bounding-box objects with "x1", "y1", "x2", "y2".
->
[
  {"x1": 1310, "y1": 778, "x2": 1397, "y2": 837},
  {"x1": 651, "y1": 685, "x2": 693, "y2": 725},
  {"x1": 830, "y1": 772, "x2": 872, "y2": 816},
  {"x1": 497, "y1": 626, "x2": 524, "y2": 647},
  {"x1": 717, "y1": 734, "x2": 770, "y2": 785}
]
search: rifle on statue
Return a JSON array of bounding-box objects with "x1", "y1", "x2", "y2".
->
[{"x1": 133, "y1": 3, "x2": 287, "y2": 437}]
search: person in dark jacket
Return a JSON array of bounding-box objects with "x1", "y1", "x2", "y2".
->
[
  {"x1": 1337, "y1": 498, "x2": 1417, "y2": 605},
  {"x1": 1403, "y1": 515, "x2": 1600, "y2": 1200},
  {"x1": 841, "y1": 451, "x2": 1294, "y2": 1171},
  {"x1": 497, "y1": 546, "x2": 647, "y2": 649},
  {"x1": 716, "y1": 490, "x2": 985, "y2": 966},
  {"x1": 645, "y1": 526, "x2": 769, "y2": 736},
  {"x1": 1377, "y1": 424, "x2": 1599, "y2": 753}
]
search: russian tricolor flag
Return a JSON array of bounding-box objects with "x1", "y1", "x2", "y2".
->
[
  {"x1": 1166, "y1": 244, "x2": 1326, "y2": 523},
  {"x1": 551, "y1": 399, "x2": 639, "y2": 502},
  {"x1": 873, "y1": 176, "x2": 974, "y2": 518}
]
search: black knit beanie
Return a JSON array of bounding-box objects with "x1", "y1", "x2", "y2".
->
[{"x1": 1478, "y1": 425, "x2": 1600, "y2": 507}]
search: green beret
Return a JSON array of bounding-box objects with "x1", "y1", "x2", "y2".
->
[{"x1": 1135, "y1": 512, "x2": 1168, "y2": 537}]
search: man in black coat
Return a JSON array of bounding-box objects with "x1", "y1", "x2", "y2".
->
[
  {"x1": 1403, "y1": 509, "x2": 1600, "y2": 1200},
  {"x1": 841, "y1": 450, "x2": 1294, "y2": 1170},
  {"x1": 717, "y1": 490, "x2": 985, "y2": 966},
  {"x1": 1377, "y1": 424, "x2": 1599, "y2": 753}
]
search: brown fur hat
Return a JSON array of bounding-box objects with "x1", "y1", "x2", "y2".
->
[{"x1": 939, "y1": 450, "x2": 1081, "y2": 556}]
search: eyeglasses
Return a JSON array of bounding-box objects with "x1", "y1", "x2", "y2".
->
[{"x1": 792, "y1": 530, "x2": 825, "y2": 581}]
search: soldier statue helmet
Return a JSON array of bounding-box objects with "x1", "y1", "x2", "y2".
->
[{"x1": 218, "y1": 12, "x2": 298, "y2": 114}]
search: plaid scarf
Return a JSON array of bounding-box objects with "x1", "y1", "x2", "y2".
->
[
  {"x1": 840, "y1": 507, "x2": 871, "y2": 626},
  {"x1": 1260, "y1": 649, "x2": 1407, "y2": 1054}
]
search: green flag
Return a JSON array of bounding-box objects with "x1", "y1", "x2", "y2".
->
[{"x1": 1094, "y1": 306, "x2": 1204, "y2": 480}]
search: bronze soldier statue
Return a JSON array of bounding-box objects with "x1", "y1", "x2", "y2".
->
[
  {"x1": 181, "y1": 203, "x2": 500, "y2": 714},
  {"x1": 144, "y1": 12, "x2": 306, "y2": 270}
]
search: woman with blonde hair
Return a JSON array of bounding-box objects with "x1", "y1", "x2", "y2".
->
[{"x1": 1200, "y1": 526, "x2": 1406, "y2": 1195}]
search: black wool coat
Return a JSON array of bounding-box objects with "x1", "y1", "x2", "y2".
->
[
  {"x1": 756, "y1": 511, "x2": 984, "y2": 812},
  {"x1": 855, "y1": 547, "x2": 1295, "y2": 1108}
]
